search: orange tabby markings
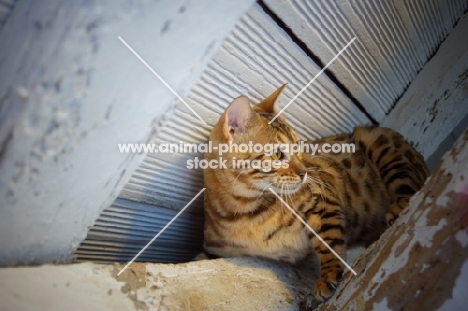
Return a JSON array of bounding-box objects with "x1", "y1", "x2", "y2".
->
[
  {"x1": 268, "y1": 187, "x2": 357, "y2": 275},
  {"x1": 203, "y1": 85, "x2": 429, "y2": 301}
]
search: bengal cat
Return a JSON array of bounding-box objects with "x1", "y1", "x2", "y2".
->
[{"x1": 202, "y1": 85, "x2": 429, "y2": 300}]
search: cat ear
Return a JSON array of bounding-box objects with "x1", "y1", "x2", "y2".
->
[
  {"x1": 223, "y1": 95, "x2": 252, "y2": 141},
  {"x1": 256, "y1": 84, "x2": 287, "y2": 113}
]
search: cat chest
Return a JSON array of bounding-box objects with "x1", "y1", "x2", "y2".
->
[{"x1": 227, "y1": 218, "x2": 311, "y2": 261}]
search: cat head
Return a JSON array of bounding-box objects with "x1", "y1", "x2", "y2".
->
[{"x1": 208, "y1": 85, "x2": 307, "y2": 196}]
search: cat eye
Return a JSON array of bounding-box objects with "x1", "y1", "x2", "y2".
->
[{"x1": 271, "y1": 149, "x2": 282, "y2": 160}]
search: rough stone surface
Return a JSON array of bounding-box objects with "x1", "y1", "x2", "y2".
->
[
  {"x1": 0, "y1": 246, "x2": 360, "y2": 311},
  {"x1": 120, "y1": 258, "x2": 313, "y2": 310},
  {"x1": 0, "y1": 258, "x2": 316, "y2": 310},
  {"x1": 0, "y1": 262, "x2": 135, "y2": 311}
]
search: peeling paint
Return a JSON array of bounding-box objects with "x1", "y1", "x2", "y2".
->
[
  {"x1": 455, "y1": 230, "x2": 468, "y2": 248},
  {"x1": 318, "y1": 129, "x2": 468, "y2": 311},
  {"x1": 381, "y1": 14, "x2": 468, "y2": 159},
  {"x1": 438, "y1": 260, "x2": 468, "y2": 310},
  {"x1": 372, "y1": 297, "x2": 389, "y2": 310}
]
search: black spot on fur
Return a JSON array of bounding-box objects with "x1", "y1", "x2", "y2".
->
[{"x1": 395, "y1": 184, "x2": 416, "y2": 195}]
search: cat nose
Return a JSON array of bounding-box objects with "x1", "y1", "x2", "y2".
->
[{"x1": 297, "y1": 169, "x2": 307, "y2": 182}]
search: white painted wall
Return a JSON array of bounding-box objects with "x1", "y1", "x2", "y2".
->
[
  {"x1": 0, "y1": 0, "x2": 255, "y2": 266},
  {"x1": 264, "y1": 0, "x2": 468, "y2": 121},
  {"x1": 381, "y1": 14, "x2": 468, "y2": 161}
]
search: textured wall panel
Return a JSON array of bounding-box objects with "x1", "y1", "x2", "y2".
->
[
  {"x1": 192, "y1": 4, "x2": 370, "y2": 138},
  {"x1": 264, "y1": 0, "x2": 468, "y2": 121},
  {"x1": 75, "y1": 3, "x2": 369, "y2": 264},
  {"x1": 74, "y1": 198, "x2": 203, "y2": 263}
]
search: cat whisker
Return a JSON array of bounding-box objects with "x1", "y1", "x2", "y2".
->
[
  {"x1": 306, "y1": 179, "x2": 330, "y2": 195},
  {"x1": 231, "y1": 171, "x2": 247, "y2": 185},
  {"x1": 309, "y1": 177, "x2": 339, "y2": 205},
  {"x1": 304, "y1": 180, "x2": 315, "y2": 193},
  {"x1": 276, "y1": 184, "x2": 284, "y2": 221},
  {"x1": 307, "y1": 175, "x2": 335, "y2": 194},
  {"x1": 306, "y1": 167, "x2": 335, "y2": 175},
  {"x1": 228, "y1": 171, "x2": 246, "y2": 194},
  {"x1": 279, "y1": 183, "x2": 286, "y2": 219},
  {"x1": 308, "y1": 154, "x2": 335, "y2": 162},
  {"x1": 305, "y1": 178, "x2": 320, "y2": 194},
  {"x1": 287, "y1": 185, "x2": 294, "y2": 207},
  {"x1": 306, "y1": 176, "x2": 327, "y2": 202},
  {"x1": 247, "y1": 180, "x2": 258, "y2": 194},
  {"x1": 286, "y1": 184, "x2": 300, "y2": 215},
  {"x1": 254, "y1": 182, "x2": 273, "y2": 206}
]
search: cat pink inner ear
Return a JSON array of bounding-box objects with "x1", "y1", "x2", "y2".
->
[{"x1": 224, "y1": 95, "x2": 251, "y2": 140}]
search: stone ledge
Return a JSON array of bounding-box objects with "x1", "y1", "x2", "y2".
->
[
  {"x1": 1, "y1": 131, "x2": 466, "y2": 310},
  {"x1": 2, "y1": 236, "x2": 370, "y2": 310},
  {"x1": 0, "y1": 257, "x2": 318, "y2": 310}
]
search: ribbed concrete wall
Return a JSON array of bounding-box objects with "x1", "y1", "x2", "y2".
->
[{"x1": 264, "y1": 0, "x2": 468, "y2": 120}]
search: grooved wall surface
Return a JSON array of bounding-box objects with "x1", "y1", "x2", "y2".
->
[
  {"x1": 75, "y1": 2, "x2": 468, "y2": 264},
  {"x1": 264, "y1": 0, "x2": 468, "y2": 120}
]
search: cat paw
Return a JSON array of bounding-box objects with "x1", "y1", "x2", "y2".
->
[
  {"x1": 192, "y1": 252, "x2": 208, "y2": 260},
  {"x1": 313, "y1": 272, "x2": 342, "y2": 301},
  {"x1": 386, "y1": 199, "x2": 409, "y2": 226},
  {"x1": 385, "y1": 212, "x2": 396, "y2": 226}
]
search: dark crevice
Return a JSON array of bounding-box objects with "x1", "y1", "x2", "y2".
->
[{"x1": 257, "y1": 0, "x2": 378, "y2": 126}]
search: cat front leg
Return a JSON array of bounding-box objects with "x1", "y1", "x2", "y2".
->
[
  {"x1": 386, "y1": 197, "x2": 409, "y2": 226},
  {"x1": 308, "y1": 207, "x2": 346, "y2": 301}
]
